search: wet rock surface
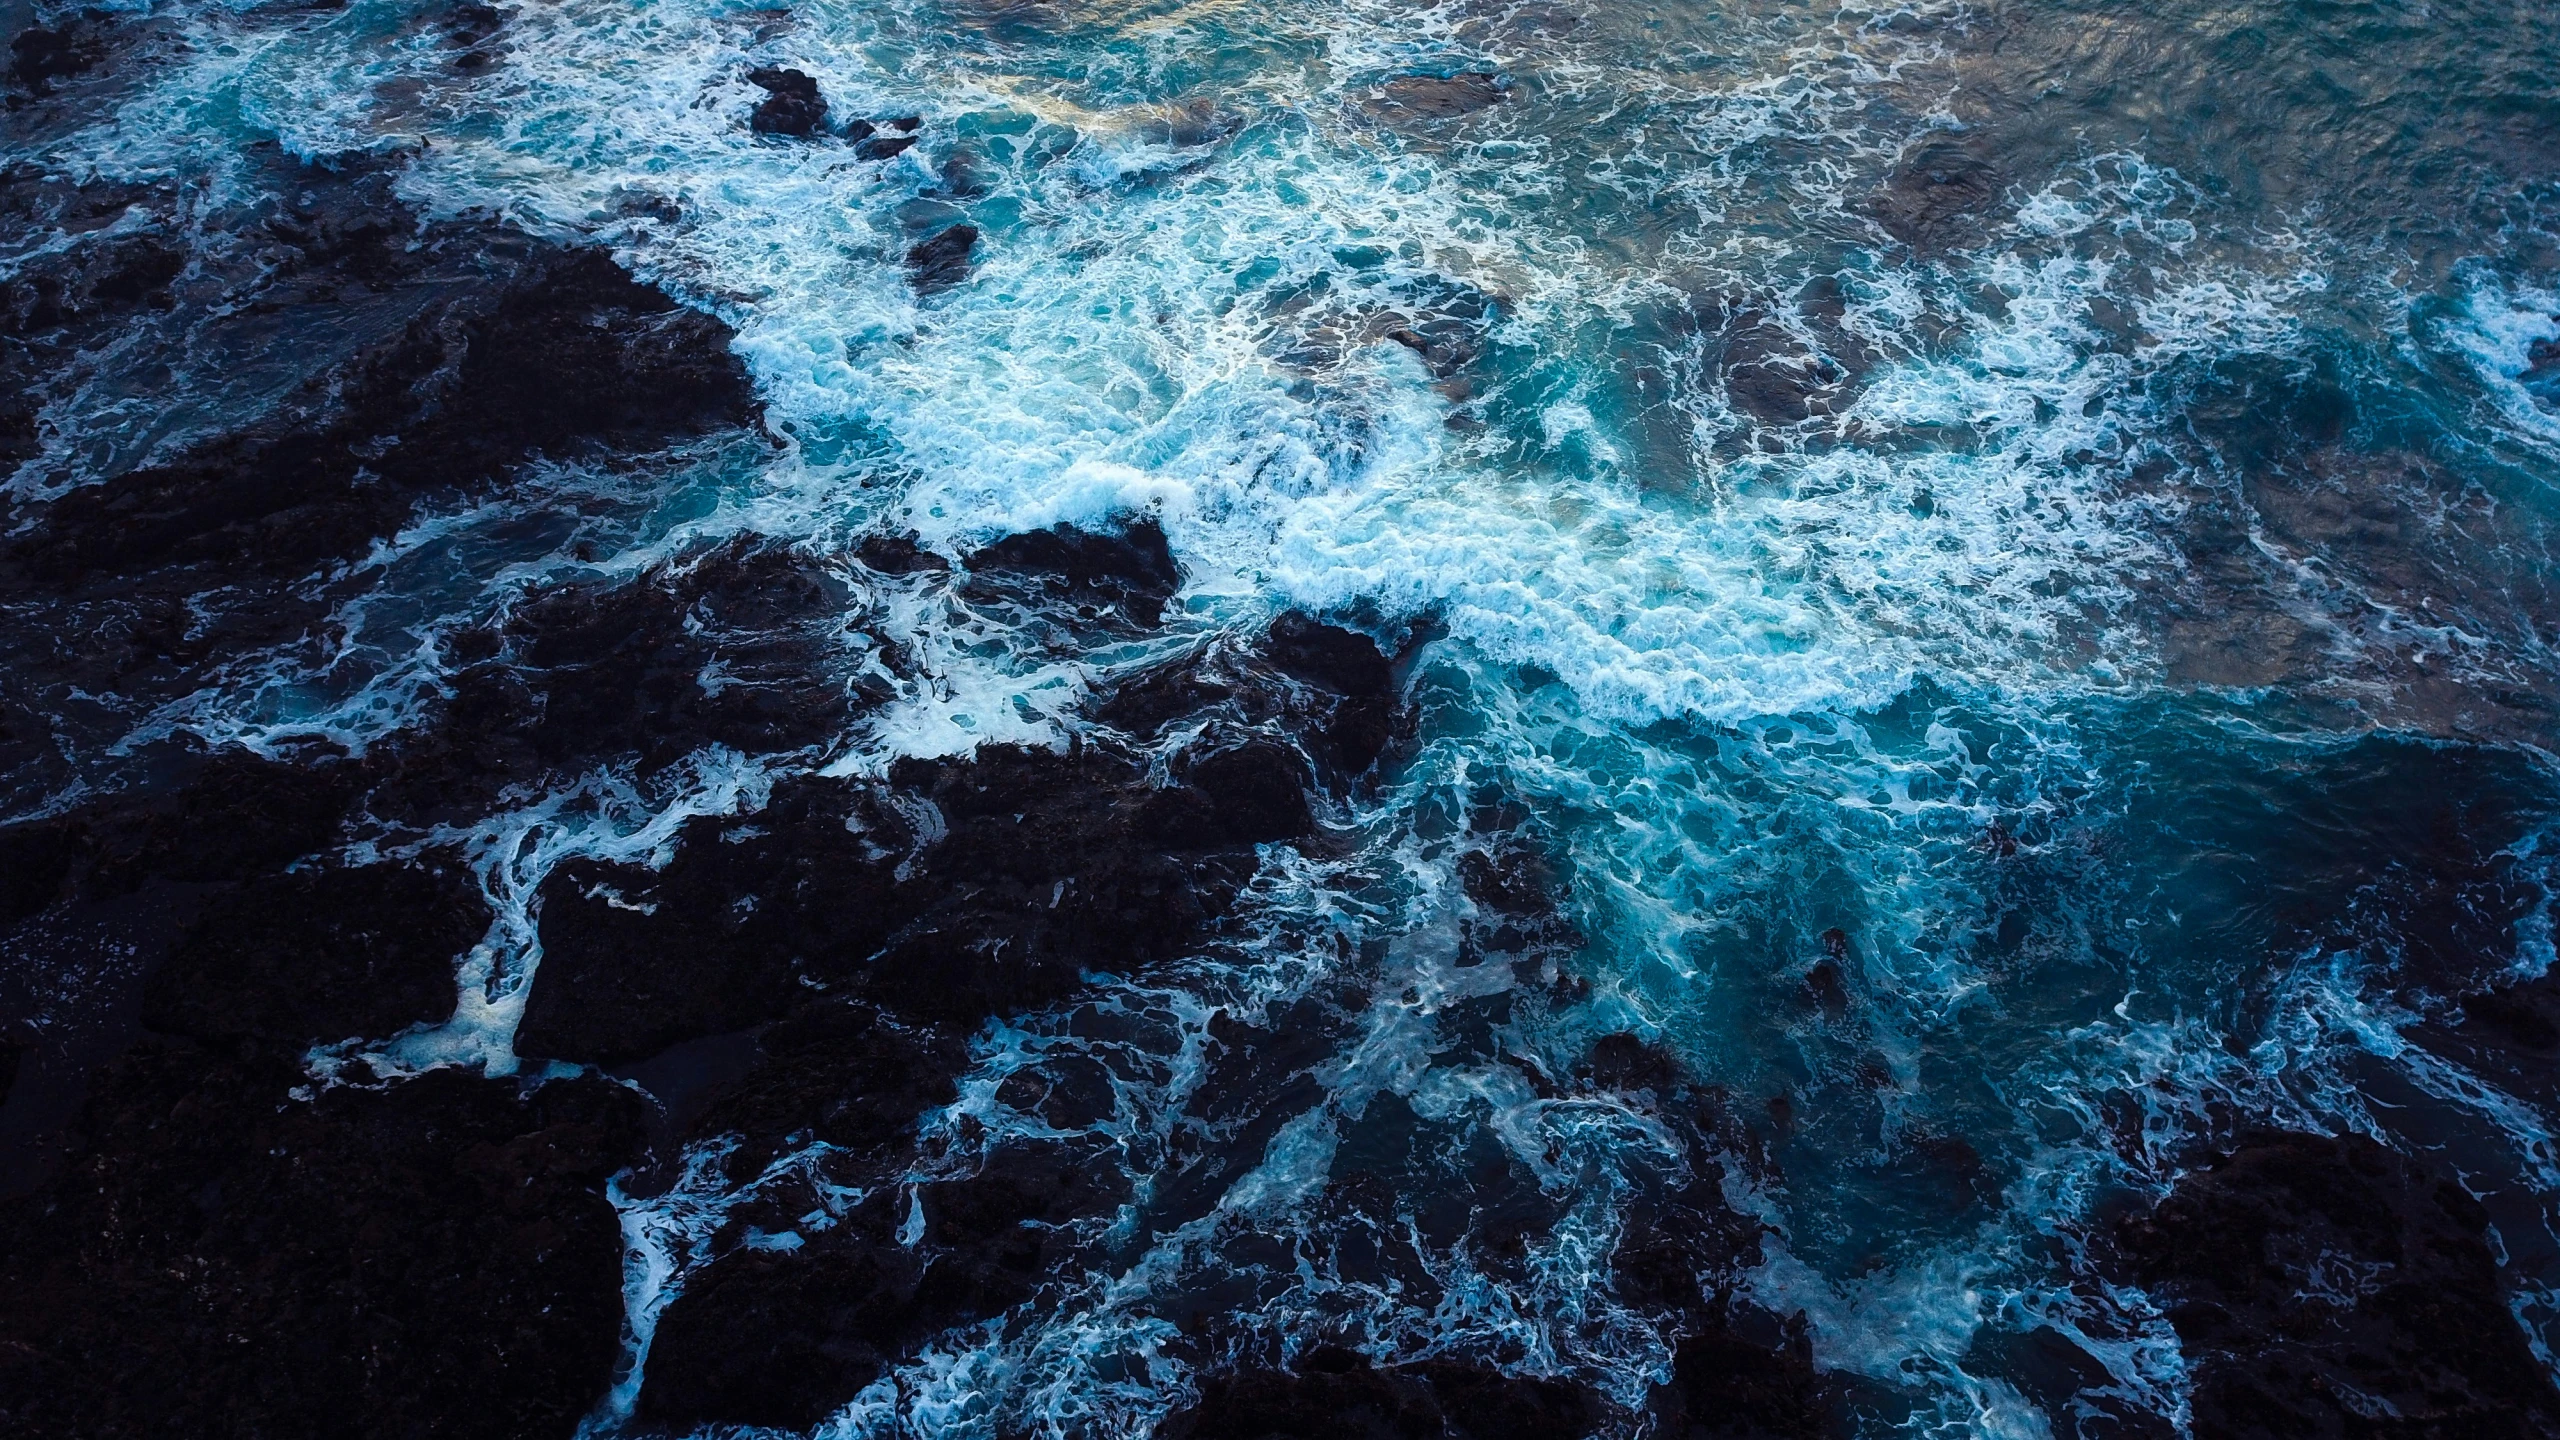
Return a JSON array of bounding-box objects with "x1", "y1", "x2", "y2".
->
[
  {"x1": 0, "y1": 148, "x2": 763, "y2": 811},
  {"x1": 746, "y1": 65, "x2": 827, "y2": 137},
  {"x1": 906, "y1": 221, "x2": 979, "y2": 293},
  {"x1": 0, "y1": 1050, "x2": 643, "y2": 1440},
  {"x1": 2113, "y1": 1131, "x2": 2560, "y2": 1439}
]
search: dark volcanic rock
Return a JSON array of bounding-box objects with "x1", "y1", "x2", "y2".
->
[
  {"x1": 519, "y1": 711, "x2": 1295, "y2": 1067},
  {"x1": 2113, "y1": 1130, "x2": 2560, "y2": 1439},
  {"x1": 1161, "y1": 1351, "x2": 1601, "y2": 1440},
  {"x1": 140, "y1": 857, "x2": 486, "y2": 1048},
  {"x1": 401, "y1": 536, "x2": 863, "y2": 801},
  {"x1": 1099, "y1": 612, "x2": 1399, "y2": 786},
  {"x1": 746, "y1": 65, "x2": 827, "y2": 136},
  {"x1": 641, "y1": 1112, "x2": 1126, "y2": 1429},
  {"x1": 638, "y1": 1194, "x2": 918, "y2": 1431},
  {"x1": 691, "y1": 997, "x2": 965, "y2": 1180},
  {"x1": 962, "y1": 515, "x2": 1182, "y2": 628},
  {"x1": 17, "y1": 242, "x2": 757, "y2": 582},
  {"x1": 0, "y1": 749, "x2": 361, "y2": 913},
  {"x1": 1647, "y1": 1309, "x2": 1834, "y2": 1440},
  {"x1": 906, "y1": 221, "x2": 979, "y2": 294},
  {"x1": 8, "y1": 10, "x2": 116, "y2": 96},
  {"x1": 1868, "y1": 137, "x2": 2002, "y2": 250},
  {"x1": 857, "y1": 131, "x2": 920, "y2": 161},
  {"x1": 514, "y1": 778, "x2": 907, "y2": 1065},
  {"x1": 0, "y1": 1051, "x2": 644, "y2": 1440},
  {"x1": 0, "y1": 159, "x2": 763, "y2": 808}
]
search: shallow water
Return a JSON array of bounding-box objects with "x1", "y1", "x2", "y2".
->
[{"x1": 9, "y1": 0, "x2": 2560, "y2": 1434}]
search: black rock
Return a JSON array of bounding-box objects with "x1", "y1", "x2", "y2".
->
[
  {"x1": 690, "y1": 997, "x2": 966, "y2": 1180},
  {"x1": 13, "y1": 239, "x2": 758, "y2": 584},
  {"x1": 746, "y1": 65, "x2": 827, "y2": 136},
  {"x1": 637, "y1": 1194, "x2": 920, "y2": 1431},
  {"x1": 2113, "y1": 1130, "x2": 2560, "y2": 1438},
  {"x1": 857, "y1": 132, "x2": 920, "y2": 161},
  {"x1": 1647, "y1": 1308, "x2": 1835, "y2": 1440},
  {"x1": 515, "y1": 778, "x2": 906, "y2": 1065},
  {"x1": 375, "y1": 537, "x2": 864, "y2": 812},
  {"x1": 641, "y1": 1132, "x2": 1124, "y2": 1430},
  {"x1": 0, "y1": 1051, "x2": 645, "y2": 1440},
  {"x1": 905, "y1": 221, "x2": 978, "y2": 293},
  {"x1": 962, "y1": 515, "x2": 1180, "y2": 627},
  {"x1": 9, "y1": 10, "x2": 115, "y2": 95},
  {"x1": 140, "y1": 857, "x2": 486, "y2": 1049},
  {"x1": 1161, "y1": 1351, "x2": 1601, "y2": 1440}
]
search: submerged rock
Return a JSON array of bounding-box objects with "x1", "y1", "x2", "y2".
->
[
  {"x1": 906, "y1": 221, "x2": 979, "y2": 293},
  {"x1": 1364, "y1": 72, "x2": 1511, "y2": 123},
  {"x1": 1867, "y1": 137, "x2": 2003, "y2": 251}
]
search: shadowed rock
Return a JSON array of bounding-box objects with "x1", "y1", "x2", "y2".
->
[
  {"x1": 0, "y1": 1052, "x2": 644, "y2": 1440},
  {"x1": 2113, "y1": 1130, "x2": 2560, "y2": 1438},
  {"x1": 141, "y1": 857, "x2": 486, "y2": 1048}
]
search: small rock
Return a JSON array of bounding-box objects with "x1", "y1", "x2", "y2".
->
[{"x1": 745, "y1": 66, "x2": 827, "y2": 137}]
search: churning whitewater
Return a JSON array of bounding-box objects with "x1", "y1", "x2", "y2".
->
[{"x1": 4, "y1": 1, "x2": 2560, "y2": 1437}]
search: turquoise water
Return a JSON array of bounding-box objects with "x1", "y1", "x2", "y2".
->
[{"x1": 12, "y1": 0, "x2": 2560, "y2": 1433}]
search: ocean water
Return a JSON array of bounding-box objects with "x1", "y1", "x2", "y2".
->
[{"x1": 10, "y1": 0, "x2": 2560, "y2": 1434}]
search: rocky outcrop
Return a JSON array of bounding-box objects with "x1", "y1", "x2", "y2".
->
[
  {"x1": 746, "y1": 66, "x2": 827, "y2": 137},
  {"x1": 2113, "y1": 1131, "x2": 2560, "y2": 1439},
  {"x1": 0, "y1": 1050, "x2": 643, "y2": 1440}
]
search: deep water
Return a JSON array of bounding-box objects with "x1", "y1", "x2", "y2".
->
[{"x1": 5, "y1": 1, "x2": 2560, "y2": 1437}]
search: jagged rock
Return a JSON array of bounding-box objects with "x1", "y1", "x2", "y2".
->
[
  {"x1": 16, "y1": 243, "x2": 758, "y2": 581},
  {"x1": 961, "y1": 515, "x2": 1182, "y2": 628},
  {"x1": 906, "y1": 221, "x2": 978, "y2": 293},
  {"x1": 0, "y1": 749, "x2": 361, "y2": 913},
  {"x1": 636, "y1": 1194, "x2": 918, "y2": 1431},
  {"x1": 1647, "y1": 1309, "x2": 1835, "y2": 1440},
  {"x1": 690, "y1": 997, "x2": 966, "y2": 1181},
  {"x1": 514, "y1": 779, "x2": 906, "y2": 1066},
  {"x1": 0, "y1": 1051, "x2": 644, "y2": 1440},
  {"x1": 391, "y1": 537, "x2": 863, "y2": 805},
  {"x1": 2113, "y1": 1130, "x2": 2560, "y2": 1438},
  {"x1": 8, "y1": 10, "x2": 116, "y2": 96},
  {"x1": 745, "y1": 66, "x2": 827, "y2": 136}
]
